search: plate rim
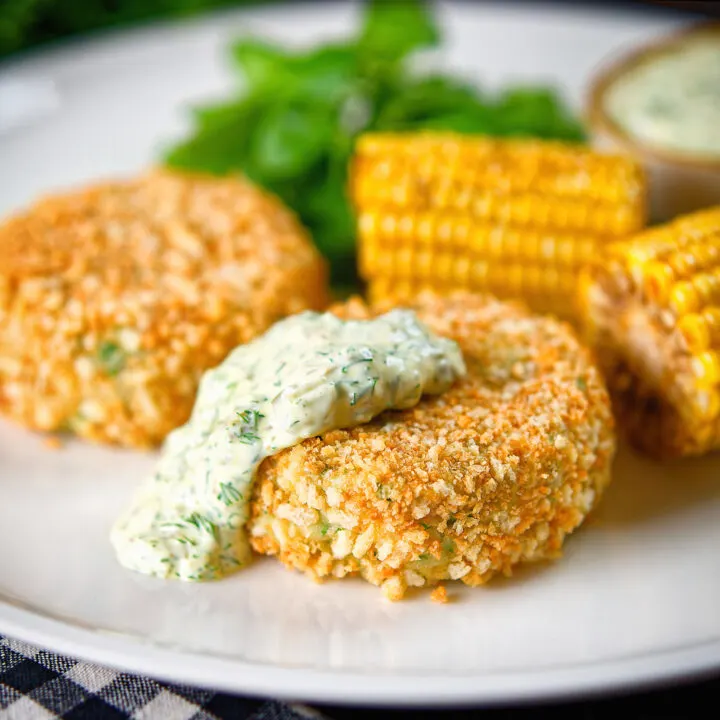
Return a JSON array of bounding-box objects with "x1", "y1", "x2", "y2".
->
[
  {"x1": 1, "y1": 602, "x2": 719, "y2": 706},
  {"x1": 1, "y1": 0, "x2": 715, "y2": 707}
]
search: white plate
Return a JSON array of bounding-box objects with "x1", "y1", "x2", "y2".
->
[{"x1": 1, "y1": 0, "x2": 718, "y2": 707}]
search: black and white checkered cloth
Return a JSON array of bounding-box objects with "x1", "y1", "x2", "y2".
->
[
  {"x1": 5, "y1": 632, "x2": 720, "y2": 720},
  {"x1": 0, "y1": 635, "x2": 324, "y2": 720}
]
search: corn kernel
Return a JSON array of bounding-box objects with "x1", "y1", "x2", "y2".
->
[
  {"x1": 351, "y1": 132, "x2": 646, "y2": 319},
  {"x1": 578, "y1": 205, "x2": 720, "y2": 457},
  {"x1": 692, "y1": 351, "x2": 720, "y2": 386},
  {"x1": 678, "y1": 314, "x2": 710, "y2": 352},
  {"x1": 669, "y1": 282, "x2": 700, "y2": 315}
]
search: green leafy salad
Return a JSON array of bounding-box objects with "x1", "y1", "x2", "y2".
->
[{"x1": 164, "y1": 0, "x2": 586, "y2": 286}]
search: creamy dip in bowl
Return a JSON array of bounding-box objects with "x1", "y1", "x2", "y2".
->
[{"x1": 588, "y1": 25, "x2": 720, "y2": 221}]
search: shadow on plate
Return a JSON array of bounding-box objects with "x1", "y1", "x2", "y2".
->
[{"x1": 589, "y1": 443, "x2": 720, "y2": 528}]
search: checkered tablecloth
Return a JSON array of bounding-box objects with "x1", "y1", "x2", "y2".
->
[
  {"x1": 4, "y1": 632, "x2": 720, "y2": 720},
  {"x1": 0, "y1": 635, "x2": 323, "y2": 720}
]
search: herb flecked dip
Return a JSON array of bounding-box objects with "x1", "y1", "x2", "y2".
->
[
  {"x1": 604, "y1": 37, "x2": 720, "y2": 158},
  {"x1": 111, "y1": 309, "x2": 466, "y2": 581}
]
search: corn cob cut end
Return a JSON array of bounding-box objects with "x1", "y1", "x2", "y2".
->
[{"x1": 578, "y1": 207, "x2": 720, "y2": 458}]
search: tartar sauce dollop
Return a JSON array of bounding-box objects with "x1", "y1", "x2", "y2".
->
[
  {"x1": 604, "y1": 37, "x2": 720, "y2": 157},
  {"x1": 111, "y1": 309, "x2": 465, "y2": 581}
]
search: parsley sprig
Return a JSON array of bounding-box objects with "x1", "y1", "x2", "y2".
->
[{"x1": 164, "y1": 0, "x2": 585, "y2": 288}]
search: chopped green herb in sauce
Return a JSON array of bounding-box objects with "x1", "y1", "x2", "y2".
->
[{"x1": 111, "y1": 309, "x2": 465, "y2": 582}]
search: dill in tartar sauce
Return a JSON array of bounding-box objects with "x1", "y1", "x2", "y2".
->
[
  {"x1": 604, "y1": 37, "x2": 720, "y2": 157},
  {"x1": 111, "y1": 309, "x2": 466, "y2": 581}
]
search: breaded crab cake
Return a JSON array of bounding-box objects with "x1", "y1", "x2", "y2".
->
[
  {"x1": 248, "y1": 292, "x2": 615, "y2": 600},
  {"x1": 0, "y1": 170, "x2": 327, "y2": 447}
]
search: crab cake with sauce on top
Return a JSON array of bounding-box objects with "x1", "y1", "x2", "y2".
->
[
  {"x1": 248, "y1": 292, "x2": 615, "y2": 600},
  {"x1": 0, "y1": 170, "x2": 327, "y2": 447}
]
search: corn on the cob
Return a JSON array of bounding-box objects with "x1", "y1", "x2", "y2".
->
[
  {"x1": 351, "y1": 132, "x2": 647, "y2": 317},
  {"x1": 578, "y1": 206, "x2": 720, "y2": 458}
]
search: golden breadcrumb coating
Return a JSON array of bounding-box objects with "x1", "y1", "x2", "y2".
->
[
  {"x1": 0, "y1": 169, "x2": 327, "y2": 447},
  {"x1": 430, "y1": 585, "x2": 449, "y2": 604},
  {"x1": 249, "y1": 292, "x2": 615, "y2": 600}
]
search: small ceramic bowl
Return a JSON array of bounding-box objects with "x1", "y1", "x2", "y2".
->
[{"x1": 587, "y1": 24, "x2": 720, "y2": 222}]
